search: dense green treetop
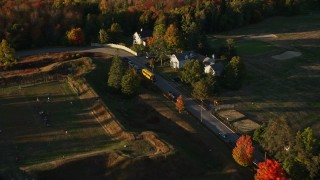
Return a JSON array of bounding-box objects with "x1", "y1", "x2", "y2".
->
[
  {"x1": 108, "y1": 55, "x2": 126, "y2": 90},
  {"x1": 222, "y1": 56, "x2": 246, "y2": 90},
  {"x1": 180, "y1": 59, "x2": 203, "y2": 85},
  {"x1": 192, "y1": 80, "x2": 209, "y2": 101},
  {"x1": 0, "y1": 0, "x2": 317, "y2": 49},
  {"x1": 121, "y1": 67, "x2": 140, "y2": 96}
]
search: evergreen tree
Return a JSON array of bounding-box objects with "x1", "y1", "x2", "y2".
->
[
  {"x1": 108, "y1": 55, "x2": 125, "y2": 90},
  {"x1": 222, "y1": 56, "x2": 246, "y2": 90},
  {"x1": 204, "y1": 73, "x2": 218, "y2": 96},
  {"x1": 192, "y1": 80, "x2": 209, "y2": 102},
  {"x1": 261, "y1": 117, "x2": 294, "y2": 161},
  {"x1": 181, "y1": 13, "x2": 200, "y2": 50},
  {"x1": 121, "y1": 67, "x2": 140, "y2": 96},
  {"x1": 180, "y1": 59, "x2": 203, "y2": 84},
  {"x1": 98, "y1": 28, "x2": 109, "y2": 44}
]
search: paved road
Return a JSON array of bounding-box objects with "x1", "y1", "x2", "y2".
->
[
  {"x1": 131, "y1": 55, "x2": 265, "y2": 164},
  {"x1": 16, "y1": 46, "x2": 264, "y2": 163}
]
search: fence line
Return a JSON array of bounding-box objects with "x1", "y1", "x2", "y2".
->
[{"x1": 0, "y1": 73, "x2": 66, "y2": 88}]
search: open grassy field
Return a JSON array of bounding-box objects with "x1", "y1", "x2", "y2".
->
[
  {"x1": 0, "y1": 81, "x2": 149, "y2": 179},
  {"x1": 208, "y1": 13, "x2": 320, "y2": 136}
]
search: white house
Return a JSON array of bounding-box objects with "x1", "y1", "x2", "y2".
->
[
  {"x1": 204, "y1": 62, "x2": 224, "y2": 76},
  {"x1": 170, "y1": 52, "x2": 223, "y2": 76},
  {"x1": 133, "y1": 29, "x2": 153, "y2": 46},
  {"x1": 170, "y1": 51, "x2": 205, "y2": 69}
]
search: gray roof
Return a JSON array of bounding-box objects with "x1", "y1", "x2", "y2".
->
[
  {"x1": 138, "y1": 30, "x2": 153, "y2": 39},
  {"x1": 173, "y1": 51, "x2": 207, "y2": 62},
  {"x1": 210, "y1": 62, "x2": 224, "y2": 76}
]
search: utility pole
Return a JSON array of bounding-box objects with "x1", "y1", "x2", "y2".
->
[{"x1": 200, "y1": 99, "x2": 203, "y2": 122}]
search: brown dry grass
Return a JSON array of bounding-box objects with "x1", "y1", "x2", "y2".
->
[
  {"x1": 232, "y1": 119, "x2": 261, "y2": 133},
  {"x1": 217, "y1": 110, "x2": 246, "y2": 122}
]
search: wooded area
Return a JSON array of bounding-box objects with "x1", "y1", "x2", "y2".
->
[{"x1": 0, "y1": 0, "x2": 318, "y2": 50}]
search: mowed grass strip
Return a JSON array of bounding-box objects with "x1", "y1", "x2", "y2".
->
[
  {"x1": 236, "y1": 40, "x2": 276, "y2": 56},
  {"x1": 0, "y1": 81, "x2": 122, "y2": 175}
]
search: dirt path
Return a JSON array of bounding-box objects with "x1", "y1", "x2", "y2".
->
[
  {"x1": 20, "y1": 149, "x2": 114, "y2": 172},
  {"x1": 73, "y1": 78, "x2": 131, "y2": 140}
]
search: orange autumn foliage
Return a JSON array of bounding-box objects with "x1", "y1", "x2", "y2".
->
[
  {"x1": 255, "y1": 159, "x2": 287, "y2": 180},
  {"x1": 175, "y1": 95, "x2": 185, "y2": 113},
  {"x1": 66, "y1": 27, "x2": 85, "y2": 45},
  {"x1": 232, "y1": 135, "x2": 254, "y2": 167}
]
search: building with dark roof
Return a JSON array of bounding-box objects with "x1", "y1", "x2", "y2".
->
[{"x1": 133, "y1": 29, "x2": 153, "y2": 46}]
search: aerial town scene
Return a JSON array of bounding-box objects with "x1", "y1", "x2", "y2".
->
[{"x1": 0, "y1": 0, "x2": 319, "y2": 179}]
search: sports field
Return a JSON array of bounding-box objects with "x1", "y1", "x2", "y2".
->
[{"x1": 0, "y1": 81, "x2": 123, "y2": 177}]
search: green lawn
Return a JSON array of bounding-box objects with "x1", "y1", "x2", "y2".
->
[
  {"x1": 0, "y1": 81, "x2": 124, "y2": 178},
  {"x1": 207, "y1": 36, "x2": 226, "y2": 49},
  {"x1": 235, "y1": 40, "x2": 276, "y2": 56}
]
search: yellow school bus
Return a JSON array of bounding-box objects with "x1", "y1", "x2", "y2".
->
[{"x1": 142, "y1": 68, "x2": 156, "y2": 82}]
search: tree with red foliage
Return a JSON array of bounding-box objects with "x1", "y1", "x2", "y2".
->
[
  {"x1": 66, "y1": 28, "x2": 85, "y2": 45},
  {"x1": 255, "y1": 159, "x2": 287, "y2": 180},
  {"x1": 175, "y1": 95, "x2": 185, "y2": 113},
  {"x1": 232, "y1": 135, "x2": 254, "y2": 167}
]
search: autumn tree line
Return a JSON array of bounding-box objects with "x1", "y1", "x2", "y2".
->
[{"x1": 0, "y1": 0, "x2": 318, "y2": 50}]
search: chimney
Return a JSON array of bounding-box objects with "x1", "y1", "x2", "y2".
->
[{"x1": 212, "y1": 54, "x2": 216, "y2": 64}]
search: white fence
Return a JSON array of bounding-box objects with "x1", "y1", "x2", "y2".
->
[{"x1": 91, "y1": 43, "x2": 138, "y2": 56}]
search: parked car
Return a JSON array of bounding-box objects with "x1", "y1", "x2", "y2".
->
[
  {"x1": 146, "y1": 53, "x2": 156, "y2": 59},
  {"x1": 128, "y1": 61, "x2": 134, "y2": 66},
  {"x1": 218, "y1": 132, "x2": 227, "y2": 139},
  {"x1": 134, "y1": 65, "x2": 141, "y2": 73},
  {"x1": 214, "y1": 99, "x2": 223, "y2": 105},
  {"x1": 168, "y1": 91, "x2": 178, "y2": 101}
]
